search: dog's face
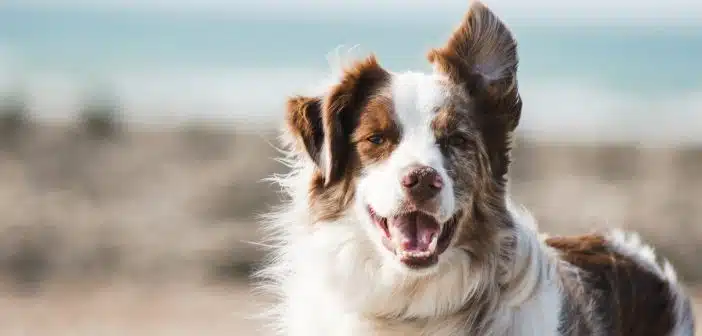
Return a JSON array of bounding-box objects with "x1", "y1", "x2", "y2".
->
[{"x1": 285, "y1": 2, "x2": 521, "y2": 273}]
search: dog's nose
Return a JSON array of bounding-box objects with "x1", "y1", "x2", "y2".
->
[{"x1": 401, "y1": 165, "x2": 443, "y2": 203}]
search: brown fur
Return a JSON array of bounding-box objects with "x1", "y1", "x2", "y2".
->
[
  {"x1": 428, "y1": 1, "x2": 521, "y2": 190},
  {"x1": 547, "y1": 234, "x2": 677, "y2": 335},
  {"x1": 321, "y1": 55, "x2": 391, "y2": 185},
  {"x1": 431, "y1": 101, "x2": 499, "y2": 258},
  {"x1": 285, "y1": 96, "x2": 324, "y2": 164},
  {"x1": 352, "y1": 95, "x2": 400, "y2": 165},
  {"x1": 276, "y1": 2, "x2": 690, "y2": 335},
  {"x1": 285, "y1": 55, "x2": 393, "y2": 222},
  {"x1": 427, "y1": 2, "x2": 522, "y2": 263}
]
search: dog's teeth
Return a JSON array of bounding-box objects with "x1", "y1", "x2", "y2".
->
[
  {"x1": 397, "y1": 249, "x2": 434, "y2": 258},
  {"x1": 428, "y1": 232, "x2": 439, "y2": 251},
  {"x1": 396, "y1": 234, "x2": 440, "y2": 257}
]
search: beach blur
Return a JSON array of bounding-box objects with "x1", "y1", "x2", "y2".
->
[{"x1": 0, "y1": 0, "x2": 701, "y2": 334}]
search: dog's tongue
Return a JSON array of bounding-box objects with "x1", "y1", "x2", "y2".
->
[{"x1": 387, "y1": 212, "x2": 440, "y2": 252}]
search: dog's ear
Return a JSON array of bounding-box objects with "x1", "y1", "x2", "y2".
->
[
  {"x1": 428, "y1": 1, "x2": 521, "y2": 185},
  {"x1": 320, "y1": 55, "x2": 390, "y2": 186},
  {"x1": 285, "y1": 96, "x2": 325, "y2": 166},
  {"x1": 428, "y1": 1, "x2": 518, "y2": 96}
]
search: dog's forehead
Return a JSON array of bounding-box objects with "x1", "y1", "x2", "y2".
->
[{"x1": 389, "y1": 71, "x2": 449, "y2": 134}]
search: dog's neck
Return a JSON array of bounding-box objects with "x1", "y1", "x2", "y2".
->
[
  {"x1": 276, "y1": 196, "x2": 553, "y2": 333},
  {"x1": 261, "y1": 165, "x2": 557, "y2": 334}
]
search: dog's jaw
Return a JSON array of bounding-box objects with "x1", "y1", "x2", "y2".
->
[
  {"x1": 348, "y1": 71, "x2": 463, "y2": 273},
  {"x1": 367, "y1": 204, "x2": 461, "y2": 270}
]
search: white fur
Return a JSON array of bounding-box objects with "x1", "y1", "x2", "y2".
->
[
  {"x1": 258, "y1": 69, "x2": 693, "y2": 336},
  {"x1": 259, "y1": 70, "x2": 568, "y2": 336},
  {"x1": 260, "y1": 165, "x2": 564, "y2": 335},
  {"x1": 356, "y1": 71, "x2": 456, "y2": 271},
  {"x1": 360, "y1": 71, "x2": 453, "y2": 221}
]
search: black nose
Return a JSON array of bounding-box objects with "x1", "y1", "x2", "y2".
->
[{"x1": 400, "y1": 165, "x2": 443, "y2": 203}]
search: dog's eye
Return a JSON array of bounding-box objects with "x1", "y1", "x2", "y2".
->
[
  {"x1": 367, "y1": 134, "x2": 385, "y2": 145},
  {"x1": 447, "y1": 134, "x2": 468, "y2": 147}
]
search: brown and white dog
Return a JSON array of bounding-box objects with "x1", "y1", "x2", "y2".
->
[{"x1": 258, "y1": 2, "x2": 695, "y2": 335}]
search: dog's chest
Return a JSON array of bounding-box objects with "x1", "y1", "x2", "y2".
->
[
  {"x1": 285, "y1": 309, "x2": 468, "y2": 336},
  {"x1": 282, "y1": 285, "x2": 564, "y2": 336},
  {"x1": 285, "y1": 308, "x2": 561, "y2": 336}
]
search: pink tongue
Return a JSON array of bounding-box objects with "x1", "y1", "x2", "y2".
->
[{"x1": 388, "y1": 212, "x2": 439, "y2": 252}]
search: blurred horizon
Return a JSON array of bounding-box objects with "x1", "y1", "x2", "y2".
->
[
  {"x1": 1, "y1": 1, "x2": 702, "y2": 145},
  {"x1": 0, "y1": 2, "x2": 701, "y2": 334}
]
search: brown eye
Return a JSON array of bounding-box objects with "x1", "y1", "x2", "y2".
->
[
  {"x1": 367, "y1": 134, "x2": 385, "y2": 145},
  {"x1": 448, "y1": 134, "x2": 467, "y2": 147}
]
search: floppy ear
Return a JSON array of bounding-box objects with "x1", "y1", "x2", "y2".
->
[
  {"x1": 285, "y1": 55, "x2": 390, "y2": 186},
  {"x1": 285, "y1": 95, "x2": 325, "y2": 165},
  {"x1": 320, "y1": 55, "x2": 390, "y2": 186},
  {"x1": 428, "y1": 1, "x2": 521, "y2": 185}
]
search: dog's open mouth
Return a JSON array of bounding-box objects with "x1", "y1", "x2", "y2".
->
[{"x1": 368, "y1": 206, "x2": 459, "y2": 269}]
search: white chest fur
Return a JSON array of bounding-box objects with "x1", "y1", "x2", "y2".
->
[
  {"x1": 274, "y1": 223, "x2": 563, "y2": 336},
  {"x1": 281, "y1": 279, "x2": 563, "y2": 336}
]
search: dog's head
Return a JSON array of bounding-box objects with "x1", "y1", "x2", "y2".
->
[{"x1": 284, "y1": 2, "x2": 520, "y2": 273}]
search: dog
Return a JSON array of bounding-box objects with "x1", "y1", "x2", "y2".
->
[{"x1": 257, "y1": 1, "x2": 696, "y2": 335}]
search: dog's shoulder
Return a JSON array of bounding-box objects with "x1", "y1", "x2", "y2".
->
[{"x1": 545, "y1": 232, "x2": 694, "y2": 336}]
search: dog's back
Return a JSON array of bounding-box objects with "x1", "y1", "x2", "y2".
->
[{"x1": 548, "y1": 232, "x2": 695, "y2": 335}]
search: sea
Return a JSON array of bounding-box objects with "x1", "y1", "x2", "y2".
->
[{"x1": 0, "y1": 6, "x2": 700, "y2": 144}]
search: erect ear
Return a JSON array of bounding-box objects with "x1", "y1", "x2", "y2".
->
[
  {"x1": 321, "y1": 55, "x2": 390, "y2": 186},
  {"x1": 428, "y1": 1, "x2": 520, "y2": 126},
  {"x1": 428, "y1": 1, "x2": 521, "y2": 185},
  {"x1": 285, "y1": 95, "x2": 324, "y2": 165},
  {"x1": 428, "y1": 1, "x2": 518, "y2": 94}
]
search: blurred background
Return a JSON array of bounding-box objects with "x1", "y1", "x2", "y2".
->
[{"x1": 0, "y1": 0, "x2": 700, "y2": 334}]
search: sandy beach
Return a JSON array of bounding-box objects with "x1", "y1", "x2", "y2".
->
[{"x1": 0, "y1": 123, "x2": 699, "y2": 334}]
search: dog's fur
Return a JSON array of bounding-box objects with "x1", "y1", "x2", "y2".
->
[{"x1": 257, "y1": 2, "x2": 695, "y2": 335}]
